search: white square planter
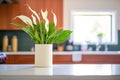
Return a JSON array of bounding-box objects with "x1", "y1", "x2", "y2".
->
[{"x1": 35, "y1": 44, "x2": 53, "y2": 67}]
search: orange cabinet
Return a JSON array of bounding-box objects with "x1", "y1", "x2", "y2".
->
[
  {"x1": 7, "y1": 4, "x2": 21, "y2": 30},
  {"x1": 6, "y1": 55, "x2": 34, "y2": 64},
  {"x1": 5, "y1": 55, "x2": 15, "y2": 64},
  {"x1": 54, "y1": 55, "x2": 120, "y2": 64},
  {"x1": 6, "y1": 54, "x2": 120, "y2": 64},
  {"x1": 0, "y1": 0, "x2": 63, "y2": 30},
  {"x1": 0, "y1": 4, "x2": 21, "y2": 30},
  {"x1": 0, "y1": 5, "x2": 7, "y2": 30},
  {"x1": 14, "y1": 55, "x2": 34, "y2": 64}
]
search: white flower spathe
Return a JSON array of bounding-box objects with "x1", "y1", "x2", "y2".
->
[
  {"x1": 52, "y1": 11, "x2": 57, "y2": 26},
  {"x1": 28, "y1": 5, "x2": 40, "y2": 22},
  {"x1": 41, "y1": 10, "x2": 49, "y2": 32},
  {"x1": 15, "y1": 15, "x2": 33, "y2": 27},
  {"x1": 31, "y1": 14, "x2": 37, "y2": 25}
]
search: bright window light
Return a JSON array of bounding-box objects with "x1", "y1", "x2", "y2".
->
[{"x1": 71, "y1": 11, "x2": 118, "y2": 44}]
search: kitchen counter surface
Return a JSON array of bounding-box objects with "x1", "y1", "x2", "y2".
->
[
  {"x1": 0, "y1": 64, "x2": 120, "y2": 80},
  {"x1": 4, "y1": 51, "x2": 120, "y2": 55}
]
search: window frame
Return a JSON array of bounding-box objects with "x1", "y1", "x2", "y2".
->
[{"x1": 70, "y1": 10, "x2": 118, "y2": 45}]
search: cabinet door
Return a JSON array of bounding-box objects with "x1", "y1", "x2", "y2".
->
[
  {"x1": 0, "y1": 4, "x2": 21, "y2": 30},
  {"x1": 7, "y1": 4, "x2": 21, "y2": 30},
  {"x1": 0, "y1": 5, "x2": 7, "y2": 30},
  {"x1": 14, "y1": 55, "x2": 34, "y2": 64},
  {"x1": 5, "y1": 55, "x2": 15, "y2": 64}
]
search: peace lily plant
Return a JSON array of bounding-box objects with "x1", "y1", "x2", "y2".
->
[{"x1": 11, "y1": 5, "x2": 72, "y2": 44}]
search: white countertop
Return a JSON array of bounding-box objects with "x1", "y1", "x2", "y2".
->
[
  {"x1": 0, "y1": 64, "x2": 120, "y2": 75},
  {"x1": 0, "y1": 64, "x2": 120, "y2": 80}
]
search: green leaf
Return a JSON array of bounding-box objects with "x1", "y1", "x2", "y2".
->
[
  {"x1": 54, "y1": 30, "x2": 72, "y2": 44},
  {"x1": 22, "y1": 26, "x2": 39, "y2": 43},
  {"x1": 11, "y1": 22, "x2": 26, "y2": 28},
  {"x1": 40, "y1": 21, "x2": 47, "y2": 43},
  {"x1": 34, "y1": 30, "x2": 40, "y2": 42},
  {"x1": 48, "y1": 22, "x2": 55, "y2": 35},
  {"x1": 46, "y1": 29, "x2": 62, "y2": 43}
]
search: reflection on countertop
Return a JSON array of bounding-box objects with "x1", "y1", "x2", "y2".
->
[{"x1": 3, "y1": 51, "x2": 120, "y2": 55}]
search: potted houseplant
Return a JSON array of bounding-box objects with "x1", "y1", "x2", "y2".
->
[
  {"x1": 11, "y1": 5, "x2": 72, "y2": 67},
  {"x1": 97, "y1": 32, "x2": 104, "y2": 43}
]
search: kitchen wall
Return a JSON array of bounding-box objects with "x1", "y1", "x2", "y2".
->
[
  {"x1": 62, "y1": 0, "x2": 120, "y2": 51},
  {"x1": 0, "y1": 30, "x2": 34, "y2": 51},
  {"x1": 63, "y1": 0, "x2": 120, "y2": 29},
  {"x1": 0, "y1": 30, "x2": 120, "y2": 51}
]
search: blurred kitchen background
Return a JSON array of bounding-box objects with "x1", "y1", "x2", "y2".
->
[
  {"x1": 0, "y1": 30, "x2": 120, "y2": 51},
  {"x1": 0, "y1": 0, "x2": 120, "y2": 52},
  {"x1": 0, "y1": 0, "x2": 120, "y2": 64}
]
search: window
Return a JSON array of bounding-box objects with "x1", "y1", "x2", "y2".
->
[{"x1": 71, "y1": 11, "x2": 118, "y2": 45}]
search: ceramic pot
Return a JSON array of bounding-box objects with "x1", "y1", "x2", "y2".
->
[{"x1": 35, "y1": 44, "x2": 53, "y2": 67}]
